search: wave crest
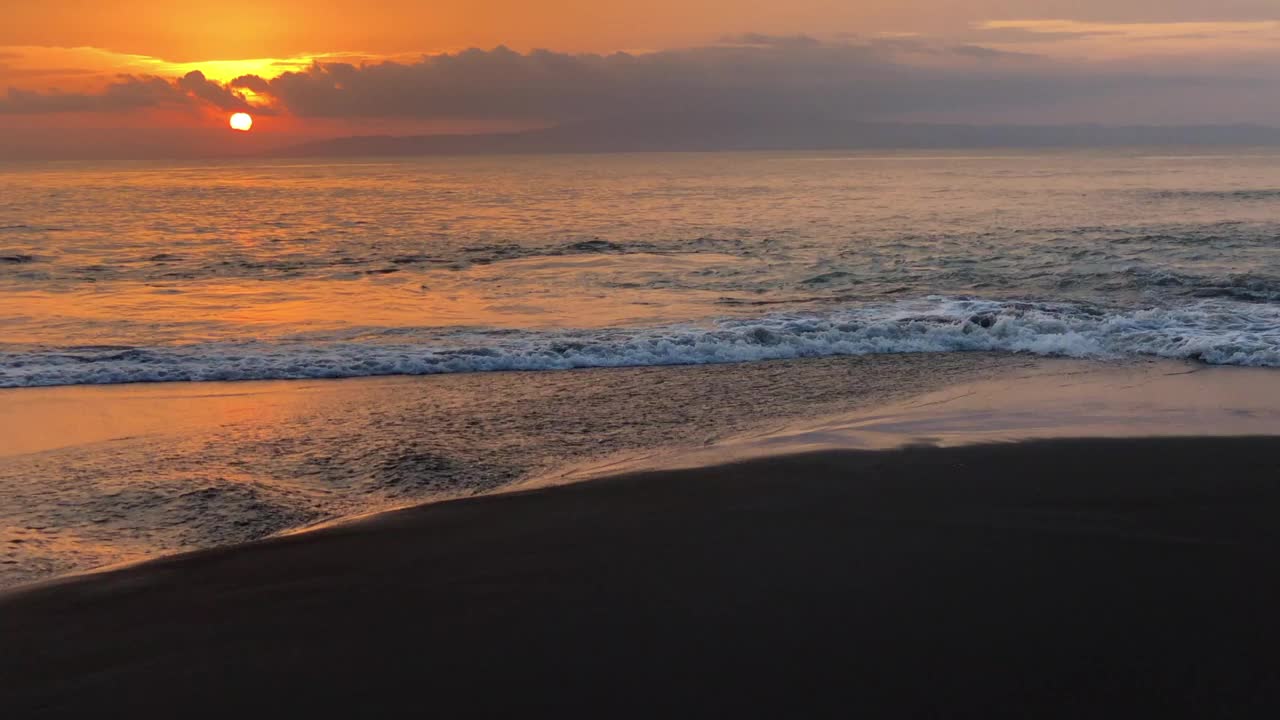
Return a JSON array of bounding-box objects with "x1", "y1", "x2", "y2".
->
[{"x1": 3, "y1": 297, "x2": 1279, "y2": 387}]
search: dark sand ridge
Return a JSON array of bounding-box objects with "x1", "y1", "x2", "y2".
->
[{"x1": 3, "y1": 436, "x2": 1280, "y2": 717}]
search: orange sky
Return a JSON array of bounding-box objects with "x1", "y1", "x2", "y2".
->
[
  {"x1": 10, "y1": 1, "x2": 1280, "y2": 70},
  {"x1": 3, "y1": 1, "x2": 1280, "y2": 155},
  {"x1": 8, "y1": 2, "x2": 939, "y2": 60}
]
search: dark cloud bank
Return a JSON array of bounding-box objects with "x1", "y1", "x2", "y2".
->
[
  {"x1": 4, "y1": 38, "x2": 1280, "y2": 157},
  {"x1": 248, "y1": 40, "x2": 1280, "y2": 154},
  {"x1": 1, "y1": 76, "x2": 188, "y2": 114},
  {"x1": 238, "y1": 40, "x2": 1058, "y2": 123},
  {"x1": 0, "y1": 71, "x2": 261, "y2": 115}
]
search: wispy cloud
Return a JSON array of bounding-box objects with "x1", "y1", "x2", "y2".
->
[
  {"x1": 976, "y1": 18, "x2": 1280, "y2": 48},
  {"x1": 0, "y1": 45, "x2": 398, "y2": 90}
]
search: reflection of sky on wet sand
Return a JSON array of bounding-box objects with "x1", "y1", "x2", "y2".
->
[
  {"x1": 610, "y1": 362, "x2": 1280, "y2": 476},
  {"x1": 0, "y1": 381, "x2": 311, "y2": 457},
  {"x1": 0, "y1": 352, "x2": 1031, "y2": 587},
  {"x1": 4, "y1": 354, "x2": 1277, "y2": 587}
]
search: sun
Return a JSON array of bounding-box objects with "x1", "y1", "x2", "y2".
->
[{"x1": 229, "y1": 112, "x2": 253, "y2": 132}]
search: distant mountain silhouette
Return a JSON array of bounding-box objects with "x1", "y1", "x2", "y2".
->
[
  {"x1": 9, "y1": 117, "x2": 1278, "y2": 162},
  {"x1": 272, "y1": 115, "x2": 1280, "y2": 157}
]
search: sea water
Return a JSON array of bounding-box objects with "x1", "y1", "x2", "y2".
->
[{"x1": 4, "y1": 148, "x2": 1280, "y2": 386}]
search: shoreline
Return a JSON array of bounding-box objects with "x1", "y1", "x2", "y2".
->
[
  {"x1": 5, "y1": 353, "x2": 1280, "y2": 590},
  {"x1": 6, "y1": 435, "x2": 1280, "y2": 715},
  {"x1": 0, "y1": 352, "x2": 1040, "y2": 587}
]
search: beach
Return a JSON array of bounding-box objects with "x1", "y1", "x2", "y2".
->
[
  {"x1": 9, "y1": 0, "x2": 1280, "y2": 710},
  {"x1": 5, "y1": 149, "x2": 1280, "y2": 715},
  {"x1": 5, "y1": 434, "x2": 1280, "y2": 716},
  {"x1": 4, "y1": 356, "x2": 1280, "y2": 715}
]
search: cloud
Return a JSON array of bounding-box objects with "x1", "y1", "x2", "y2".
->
[
  {"x1": 231, "y1": 39, "x2": 1060, "y2": 126},
  {"x1": 0, "y1": 75, "x2": 187, "y2": 114},
  {"x1": 969, "y1": 25, "x2": 1125, "y2": 44},
  {"x1": 5, "y1": 33, "x2": 1279, "y2": 128},
  {"x1": 0, "y1": 65, "x2": 102, "y2": 80},
  {"x1": 229, "y1": 74, "x2": 272, "y2": 94},
  {"x1": 0, "y1": 70, "x2": 273, "y2": 115},
  {"x1": 176, "y1": 70, "x2": 262, "y2": 112},
  {"x1": 949, "y1": 44, "x2": 1035, "y2": 60},
  {"x1": 976, "y1": 18, "x2": 1280, "y2": 43},
  {"x1": 720, "y1": 33, "x2": 822, "y2": 48}
]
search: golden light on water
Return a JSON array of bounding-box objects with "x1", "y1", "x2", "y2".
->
[{"x1": 229, "y1": 112, "x2": 254, "y2": 132}]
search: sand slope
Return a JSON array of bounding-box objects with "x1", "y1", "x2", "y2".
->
[{"x1": 4, "y1": 437, "x2": 1280, "y2": 717}]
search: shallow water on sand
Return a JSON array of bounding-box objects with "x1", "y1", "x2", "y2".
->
[
  {"x1": 6, "y1": 352, "x2": 1280, "y2": 589},
  {"x1": 0, "y1": 353, "x2": 1034, "y2": 587},
  {"x1": 570, "y1": 362, "x2": 1280, "y2": 479}
]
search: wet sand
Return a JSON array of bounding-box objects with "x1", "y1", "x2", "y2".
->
[
  {"x1": 0, "y1": 352, "x2": 1038, "y2": 587},
  {"x1": 4, "y1": 436, "x2": 1280, "y2": 717}
]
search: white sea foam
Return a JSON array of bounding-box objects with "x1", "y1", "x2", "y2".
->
[{"x1": 4, "y1": 297, "x2": 1279, "y2": 387}]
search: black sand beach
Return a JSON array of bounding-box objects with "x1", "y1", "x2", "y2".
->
[{"x1": 5, "y1": 436, "x2": 1280, "y2": 717}]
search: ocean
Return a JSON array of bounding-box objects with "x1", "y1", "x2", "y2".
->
[{"x1": 4, "y1": 147, "x2": 1280, "y2": 388}]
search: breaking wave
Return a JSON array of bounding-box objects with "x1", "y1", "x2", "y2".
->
[{"x1": 4, "y1": 297, "x2": 1279, "y2": 387}]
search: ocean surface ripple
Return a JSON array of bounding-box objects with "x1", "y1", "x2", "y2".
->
[{"x1": 4, "y1": 149, "x2": 1280, "y2": 386}]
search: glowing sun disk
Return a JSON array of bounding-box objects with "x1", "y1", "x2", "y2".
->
[{"x1": 229, "y1": 113, "x2": 254, "y2": 131}]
